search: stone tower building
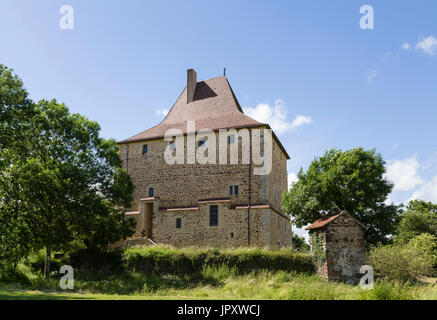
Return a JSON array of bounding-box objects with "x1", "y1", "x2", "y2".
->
[
  {"x1": 306, "y1": 211, "x2": 367, "y2": 284},
  {"x1": 117, "y1": 69, "x2": 291, "y2": 248}
]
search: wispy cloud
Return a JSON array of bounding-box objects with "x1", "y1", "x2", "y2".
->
[
  {"x1": 367, "y1": 35, "x2": 437, "y2": 84},
  {"x1": 155, "y1": 108, "x2": 169, "y2": 117},
  {"x1": 401, "y1": 42, "x2": 411, "y2": 51},
  {"x1": 415, "y1": 36, "x2": 437, "y2": 56},
  {"x1": 410, "y1": 175, "x2": 437, "y2": 203},
  {"x1": 244, "y1": 99, "x2": 313, "y2": 135},
  {"x1": 367, "y1": 68, "x2": 378, "y2": 84}
]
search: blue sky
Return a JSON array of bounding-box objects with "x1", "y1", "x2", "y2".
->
[{"x1": 1, "y1": 1, "x2": 437, "y2": 227}]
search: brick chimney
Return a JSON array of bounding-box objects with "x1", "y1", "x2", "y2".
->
[{"x1": 187, "y1": 69, "x2": 197, "y2": 103}]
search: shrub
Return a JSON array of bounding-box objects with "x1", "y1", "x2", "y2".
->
[
  {"x1": 408, "y1": 234, "x2": 437, "y2": 269},
  {"x1": 0, "y1": 267, "x2": 31, "y2": 286},
  {"x1": 67, "y1": 248, "x2": 124, "y2": 273},
  {"x1": 124, "y1": 246, "x2": 315, "y2": 276},
  {"x1": 25, "y1": 250, "x2": 63, "y2": 276},
  {"x1": 368, "y1": 240, "x2": 435, "y2": 282}
]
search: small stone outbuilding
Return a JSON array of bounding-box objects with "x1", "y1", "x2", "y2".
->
[{"x1": 306, "y1": 211, "x2": 367, "y2": 284}]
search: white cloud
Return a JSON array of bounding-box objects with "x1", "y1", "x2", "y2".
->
[
  {"x1": 415, "y1": 36, "x2": 437, "y2": 56},
  {"x1": 155, "y1": 108, "x2": 169, "y2": 117},
  {"x1": 401, "y1": 42, "x2": 411, "y2": 50},
  {"x1": 392, "y1": 144, "x2": 400, "y2": 150},
  {"x1": 367, "y1": 68, "x2": 378, "y2": 84},
  {"x1": 288, "y1": 173, "x2": 298, "y2": 190},
  {"x1": 410, "y1": 175, "x2": 437, "y2": 203},
  {"x1": 385, "y1": 157, "x2": 424, "y2": 191},
  {"x1": 291, "y1": 115, "x2": 313, "y2": 128},
  {"x1": 244, "y1": 99, "x2": 312, "y2": 135}
]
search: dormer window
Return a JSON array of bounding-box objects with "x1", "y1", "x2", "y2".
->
[
  {"x1": 169, "y1": 141, "x2": 176, "y2": 151},
  {"x1": 142, "y1": 144, "x2": 149, "y2": 155},
  {"x1": 228, "y1": 135, "x2": 235, "y2": 144},
  {"x1": 198, "y1": 139, "x2": 205, "y2": 147}
]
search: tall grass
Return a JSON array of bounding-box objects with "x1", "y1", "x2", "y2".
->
[{"x1": 1, "y1": 246, "x2": 436, "y2": 300}]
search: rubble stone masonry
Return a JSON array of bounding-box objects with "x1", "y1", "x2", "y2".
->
[{"x1": 118, "y1": 129, "x2": 291, "y2": 248}]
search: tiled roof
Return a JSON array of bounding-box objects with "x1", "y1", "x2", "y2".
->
[
  {"x1": 118, "y1": 75, "x2": 290, "y2": 159},
  {"x1": 305, "y1": 211, "x2": 364, "y2": 230}
]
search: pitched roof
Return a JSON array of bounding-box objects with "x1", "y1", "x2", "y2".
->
[
  {"x1": 118, "y1": 75, "x2": 290, "y2": 159},
  {"x1": 305, "y1": 211, "x2": 365, "y2": 230}
]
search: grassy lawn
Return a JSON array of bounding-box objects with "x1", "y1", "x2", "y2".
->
[
  {"x1": 0, "y1": 290, "x2": 186, "y2": 300},
  {"x1": 1, "y1": 247, "x2": 436, "y2": 300},
  {"x1": 1, "y1": 271, "x2": 436, "y2": 300}
]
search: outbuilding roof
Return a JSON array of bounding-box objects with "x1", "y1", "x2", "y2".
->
[{"x1": 305, "y1": 211, "x2": 365, "y2": 230}]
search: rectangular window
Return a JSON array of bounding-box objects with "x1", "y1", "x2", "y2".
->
[
  {"x1": 228, "y1": 135, "x2": 235, "y2": 144},
  {"x1": 142, "y1": 144, "x2": 149, "y2": 155},
  {"x1": 210, "y1": 205, "x2": 218, "y2": 226},
  {"x1": 278, "y1": 216, "x2": 280, "y2": 229},
  {"x1": 284, "y1": 221, "x2": 286, "y2": 232},
  {"x1": 230, "y1": 184, "x2": 239, "y2": 196},
  {"x1": 149, "y1": 188, "x2": 154, "y2": 197},
  {"x1": 176, "y1": 218, "x2": 182, "y2": 229}
]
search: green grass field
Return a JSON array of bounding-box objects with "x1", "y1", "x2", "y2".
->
[
  {"x1": 1, "y1": 270, "x2": 436, "y2": 300},
  {"x1": 1, "y1": 247, "x2": 436, "y2": 300}
]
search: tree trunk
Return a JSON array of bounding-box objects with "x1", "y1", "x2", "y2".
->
[{"x1": 44, "y1": 245, "x2": 51, "y2": 280}]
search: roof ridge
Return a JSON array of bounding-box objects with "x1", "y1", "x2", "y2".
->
[{"x1": 306, "y1": 210, "x2": 364, "y2": 230}]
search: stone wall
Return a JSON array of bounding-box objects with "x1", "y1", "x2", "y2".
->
[
  {"x1": 118, "y1": 127, "x2": 292, "y2": 248},
  {"x1": 119, "y1": 128, "x2": 286, "y2": 213},
  {"x1": 310, "y1": 214, "x2": 367, "y2": 284},
  {"x1": 125, "y1": 202, "x2": 291, "y2": 248}
]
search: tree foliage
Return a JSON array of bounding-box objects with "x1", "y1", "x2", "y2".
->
[
  {"x1": 282, "y1": 147, "x2": 401, "y2": 246},
  {"x1": 291, "y1": 234, "x2": 310, "y2": 253},
  {"x1": 0, "y1": 64, "x2": 136, "y2": 277},
  {"x1": 395, "y1": 200, "x2": 437, "y2": 244}
]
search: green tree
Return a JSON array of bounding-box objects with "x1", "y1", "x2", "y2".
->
[
  {"x1": 396, "y1": 200, "x2": 437, "y2": 244},
  {"x1": 0, "y1": 65, "x2": 136, "y2": 279},
  {"x1": 291, "y1": 234, "x2": 310, "y2": 252},
  {"x1": 0, "y1": 64, "x2": 37, "y2": 271},
  {"x1": 282, "y1": 147, "x2": 401, "y2": 246}
]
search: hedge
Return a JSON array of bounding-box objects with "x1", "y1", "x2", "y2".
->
[{"x1": 124, "y1": 246, "x2": 315, "y2": 276}]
